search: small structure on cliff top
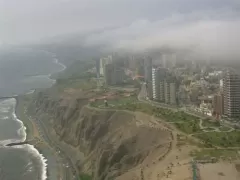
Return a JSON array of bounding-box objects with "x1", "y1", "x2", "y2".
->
[{"x1": 104, "y1": 99, "x2": 108, "y2": 107}]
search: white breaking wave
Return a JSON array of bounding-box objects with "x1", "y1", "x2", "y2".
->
[
  {"x1": 12, "y1": 112, "x2": 27, "y2": 141},
  {"x1": 0, "y1": 98, "x2": 48, "y2": 180},
  {"x1": 12, "y1": 144, "x2": 48, "y2": 180},
  {"x1": 53, "y1": 58, "x2": 66, "y2": 72},
  {"x1": 26, "y1": 161, "x2": 34, "y2": 172},
  {"x1": 0, "y1": 51, "x2": 67, "y2": 180},
  {"x1": 40, "y1": 49, "x2": 66, "y2": 72}
]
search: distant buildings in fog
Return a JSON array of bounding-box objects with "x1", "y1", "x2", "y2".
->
[
  {"x1": 97, "y1": 55, "x2": 124, "y2": 86},
  {"x1": 161, "y1": 54, "x2": 177, "y2": 69},
  {"x1": 99, "y1": 55, "x2": 113, "y2": 76},
  {"x1": 96, "y1": 53, "x2": 240, "y2": 120}
]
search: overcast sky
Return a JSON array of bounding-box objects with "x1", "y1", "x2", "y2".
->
[{"x1": 1, "y1": 0, "x2": 240, "y2": 58}]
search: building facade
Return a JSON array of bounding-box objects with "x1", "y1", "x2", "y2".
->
[
  {"x1": 144, "y1": 56, "x2": 152, "y2": 83},
  {"x1": 223, "y1": 69, "x2": 240, "y2": 118},
  {"x1": 104, "y1": 63, "x2": 115, "y2": 85},
  {"x1": 96, "y1": 59, "x2": 100, "y2": 78},
  {"x1": 104, "y1": 62, "x2": 124, "y2": 86},
  {"x1": 164, "y1": 81, "x2": 177, "y2": 105},
  {"x1": 169, "y1": 82, "x2": 177, "y2": 105},
  {"x1": 152, "y1": 68, "x2": 158, "y2": 100},
  {"x1": 152, "y1": 67, "x2": 167, "y2": 101},
  {"x1": 99, "y1": 56, "x2": 113, "y2": 76},
  {"x1": 212, "y1": 93, "x2": 224, "y2": 118}
]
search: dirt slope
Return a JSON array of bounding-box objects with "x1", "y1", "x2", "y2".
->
[{"x1": 28, "y1": 91, "x2": 177, "y2": 180}]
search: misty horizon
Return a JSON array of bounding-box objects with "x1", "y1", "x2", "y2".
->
[{"x1": 1, "y1": 0, "x2": 240, "y2": 61}]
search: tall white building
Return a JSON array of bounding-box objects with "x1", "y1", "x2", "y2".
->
[
  {"x1": 152, "y1": 67, "x2": 167, "y2": 102},
  {"x1": 152, "y1": 68, "x2": 158, "y2": 100}
]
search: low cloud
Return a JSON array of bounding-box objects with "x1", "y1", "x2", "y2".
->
[
  {"x1": 1, "y1": 0, "x2": 240, "y2": 60},
  {"x1": 82, "y1": 8, "x2": 240, "y2": 60}
]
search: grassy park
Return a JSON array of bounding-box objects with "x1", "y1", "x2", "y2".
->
[
  {"x1": 194, "y1": 131, "x2": 240, "y2": 147},
  {"x1": 202, "y1": 119, "x2": 221, "y2": 127},
  {"x1": 91, "y1": 100, "x2": 203, "y2": 134},
  {"x1": 80, "y1": 174, "x2": 92, "y2": 180}
]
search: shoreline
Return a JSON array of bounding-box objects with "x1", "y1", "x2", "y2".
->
[
  {"x1": 14, "y1": 96, "x2": 48, "y2": 180},
  {"x1": 12, "y1": 54, "x2": 67, "y2": 180}
]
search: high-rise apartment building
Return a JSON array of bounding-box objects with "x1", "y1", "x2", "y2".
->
[
  {"x1": 164, "y1": 82, "x2": 177, "y2": 105},
  {"x1": 96, "y1": 59, "x2": 100, "y2": 78},
  {"x1": 212, "y1": 93, "x2": 224, "y2": 118},
  {"x1": 152, "y1": 68, "x2": 158, "y2": 100},
  {"x1": 164, "y1": 77, "x2": 177, "y2": 105},
  {"x1": 223, "y1": 69, "x2": 240, "y2": 118},
  {"x1": 146, "y1": 81, "x2": 153, "y2": 100},
  {"x1": 152, "y1": 67, "x2": 167, "y2": 101},
  {"x1": 136, "y1": 58, "x2": 145, "y2": 76},
  {"x1": 169, "y1": 82, "x2": 177, "y2": 105},
  {"x1": 104, "y1": 62, "x2": 124, "y2": 86},
  {"x1": 144, "y1": 56, "x2": 152, "y2": 83},
  {"x1": 99, "y1": 56, "x2": 113, "y2": 76},
  {"x1": 104, "y1": 63, "x2": 115, "y2": 85},
  {"x1": 144, "y1": 56, "x2": 153, "y2": 99}
]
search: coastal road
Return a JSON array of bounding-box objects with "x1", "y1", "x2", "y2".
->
[
  {"x1": 35, "y1": 117, "x2": 78, "y2": 180},
  {"x1": 25, "y1": 108, "x2": 77, "y2": 180}
]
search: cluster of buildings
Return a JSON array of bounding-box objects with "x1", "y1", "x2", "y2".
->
[
  {"x1": 96, "y1": 53, "x2": 240, "y2": 121},
  {"x1": 96, "y1": 55, "x2": 125, "y2": 86},
  {"x1": 140, "y1": 55, "x2": 178, "y2": 105},
  {"x1": 96, "y1": 53, "x2": 178, "y2": 105}
]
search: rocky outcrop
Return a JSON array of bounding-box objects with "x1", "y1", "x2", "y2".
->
[{"x1": 29, "y1": 91, "x2": 172, "y2": 180}]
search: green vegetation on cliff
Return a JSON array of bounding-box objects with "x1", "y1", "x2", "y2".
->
[
  {"x1": 53, "y1": 59, "x2": 96, "y2": 80},
  {"x1": 91, "y1": 101, "x2": 202, "y2": 134},
  {"x1": 80, "y1": 174, "x2": 92, "y2": 180},
  {"x1": 91, "y1": 100, "x2": 240, "y2": 147},
  {"x1": 51, "y1": 59, "x2": 97, "y2": 92},
  {"x1": 202, "y1": 119, "x2": 220, "y2": 127}
]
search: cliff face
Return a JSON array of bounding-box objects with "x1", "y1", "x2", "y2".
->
[{"x1": 30, "y1": 91, "x2": 172, "y2": 180}]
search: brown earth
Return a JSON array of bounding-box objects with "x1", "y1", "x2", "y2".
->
[
  {"x1": 27, "y1": 89, "x2": 197, "y2": 180},
  {"x1": 199, "y1": 162, "x2": 240, "y2": 180}
]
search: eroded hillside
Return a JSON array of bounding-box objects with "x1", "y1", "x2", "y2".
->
[{"x1": 28, "y1": 90, "x2": 175, "y2": 180}]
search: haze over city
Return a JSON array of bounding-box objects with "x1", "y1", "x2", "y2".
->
[
  {"x1": 1, "y1": 1, "x2": 240, "y2": 180},
  {"x1": 1, "y1": 0, "x2": 240, "y2": 60}
]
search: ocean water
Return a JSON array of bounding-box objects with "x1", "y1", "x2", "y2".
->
[{"x1": 0, "y1": 48, "x2": 65, "y2": 180}]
